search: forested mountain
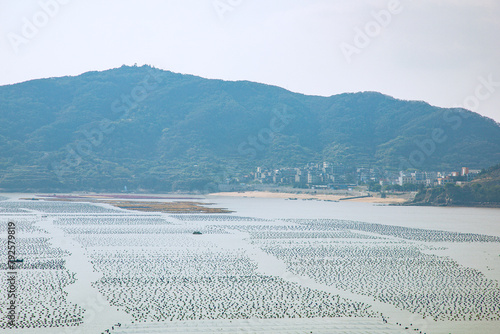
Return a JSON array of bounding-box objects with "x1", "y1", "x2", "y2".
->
[{"x1": 1, "y1": 65, "x2": 499, "y2": 192}]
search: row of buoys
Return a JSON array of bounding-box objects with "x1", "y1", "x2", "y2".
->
[
  {"x1": 0, "y1": 219, "x2": 48, "y2": 234},
  {"x1": 171, "y1": 215, "x2": 269, "y2": 222},
  {"x1": 0, "y1": 235, "x2": 69, "y2": 271},
  {"x1": 89, "y1": 249, "x2": 257, "y2": 278},
  {"x1": 4, "y1": 204, "x2": 499, "y2": 331},
  {"x1": 94, "y1": 274, "x2": 376, "y2": 322},
  {"x1": 60, "y1": 225, "x2": 227, "y2": 235},
  {"x1": 0, "y1": 218, "x2": 81, "y2": 329},
  {"x1": 283, "y1": 218, "x2": 500, "y2": 243},
  {"x1": 261, "y1": 241, "x2": 500, "y2": 321},
  {"x1": 0, "y1": 201, "x2": 119, "y2": 214},
  {"x1": 0, "y1": 270, "x2": 84, "y2": 329},
  {"x1": 83, "y1": 233, "x2": 376, "y2": 324},
  {"x1": 55, "y1": 216, "x2": 167, "y2": 226}
]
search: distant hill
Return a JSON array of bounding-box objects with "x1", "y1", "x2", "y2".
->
[
  {"x1": 412, "y1": 164, "x2": 500, "y2": 207},
  {"x1": 1, "y1": 65, "x2": 500, "y2": 192},
  {"x1": 472, "y1": 164, "x2": 500, "y2": 187}
]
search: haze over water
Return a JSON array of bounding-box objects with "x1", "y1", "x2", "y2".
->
[{"x1": 208, "y1": 196, "x2": 500, "y2": 237}]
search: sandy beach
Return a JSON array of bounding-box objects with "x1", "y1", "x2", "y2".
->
[{"x1": 209, "y1": 191, "x2": 409, "y2": 204}]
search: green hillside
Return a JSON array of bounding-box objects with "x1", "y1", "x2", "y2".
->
[
  {"x1": 412, "y1": 164, "x2": 500, "y2": 207},
  {"x1": 1, "y1": 65, "x2": 499, "y2": 192}
]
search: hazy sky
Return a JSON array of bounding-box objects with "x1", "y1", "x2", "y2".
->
[{"x1": 1, "y1": 0, "x2": 500, "y2": 121}]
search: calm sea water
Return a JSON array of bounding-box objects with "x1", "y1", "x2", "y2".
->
[{"x1": 206, "y1": 196, "x2": 500, "y2": 237}]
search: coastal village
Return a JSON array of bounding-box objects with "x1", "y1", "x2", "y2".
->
[{"x1": 221, "y1": 163, "x2": 481, "y2": 192}]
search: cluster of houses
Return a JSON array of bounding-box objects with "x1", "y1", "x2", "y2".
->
[
  {"x1": 248, "y1": 163, "x2": 481, "y2": 190},
  {"x1": 252, "y1": 163, "x2": 354, "y2": 189},
  {"x1": 395, "y1": 167, "x2": 481, "y2": 187}
]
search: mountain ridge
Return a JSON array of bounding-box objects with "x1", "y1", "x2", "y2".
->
[{"x1": 1, "y1": 65, "x2": 499, "y2": 192}]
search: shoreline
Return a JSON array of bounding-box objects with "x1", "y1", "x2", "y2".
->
[
  {"x1": 209, "y1": 191, "x2": 409, "y2": 204},
  {"x1": 407, "y1": 202, "x2": 500, "y2": 209}
]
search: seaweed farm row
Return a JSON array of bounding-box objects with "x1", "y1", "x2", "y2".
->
[{"x1": 0, "y1": 198, "x2": 499, "y2": 333}]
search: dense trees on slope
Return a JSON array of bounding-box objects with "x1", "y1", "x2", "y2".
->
[
  {"x1": 413, "y1": 164, "x2": 500, "y2": 206},
  {"x1": 0, "y1": 65, "x2": 499, "y2": 191}
]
